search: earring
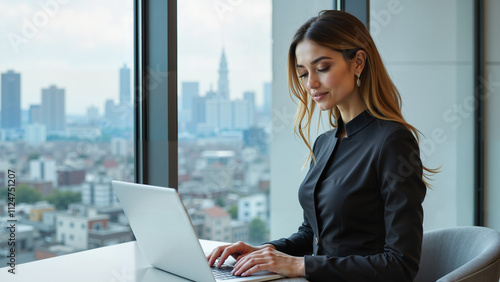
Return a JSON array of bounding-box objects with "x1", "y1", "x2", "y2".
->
[{"x1": 356, "y1": 73, "x2": 361, "y2": 87}]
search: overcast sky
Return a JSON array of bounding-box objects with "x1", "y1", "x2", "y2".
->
[{"x1": 0, "y1": 0, "x2": 271, "y2": 115}]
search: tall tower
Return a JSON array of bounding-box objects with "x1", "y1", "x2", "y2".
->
[
  {"x1": 41, "y1": 85, "x2": 65, "y2": 133},
  {"x1": 119, "y1": 64, "x2": 131, "y2": 105},
  {"x1": 217, "y1": 49, "x2": 229, "y2": 100},
  {"x1": 1, "y1": 70, "x2": 21, "y2": 130}
]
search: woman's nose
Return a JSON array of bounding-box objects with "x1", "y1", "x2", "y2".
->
[{"x1": 307, "y1": 74, "x2": 320, "y2": 89}]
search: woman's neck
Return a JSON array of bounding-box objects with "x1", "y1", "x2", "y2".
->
[{"x1": 337, "y1": 93, "x2": 366, "y2": 124}]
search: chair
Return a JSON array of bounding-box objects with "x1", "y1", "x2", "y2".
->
[{"x1": 414, "y1": 226, "x2": 500, "y2": 282}]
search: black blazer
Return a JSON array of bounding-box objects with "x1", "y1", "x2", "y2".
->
[{"x1": 268, "y1": 111, "x2": 426, "y2": 282}]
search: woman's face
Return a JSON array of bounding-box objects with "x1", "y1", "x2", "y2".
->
[{"x1": 295, "y1": 39, "x2": 358, "y2": 111}]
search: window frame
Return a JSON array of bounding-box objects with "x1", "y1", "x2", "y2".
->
[
  {"x1": 133, "y1": 0, "x2": 487, "y2": 229},
  {"x1": 134, "y1": 0, "x2": 178, "y2": 188}
]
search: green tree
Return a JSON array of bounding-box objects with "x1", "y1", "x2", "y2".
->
[
  {"x1": 215, "y1": 196, "x2": 225, "y2": 207},
  {"x1": 227, "y1": 205, "x2": 238, "y2": 219},
  {"x1": 28, "y1": 153, "x2": 41, "y2": 161},
  {"x1": 16, "y1": 184, "x2": 42, "y2": 204},
  {"x1": 0, "y1": 186, "x2": 7, "y2": 199},
  {"x1": 44, "y1": 190, "x2": 81, "y2": 210},
  {"x1": 249, "y1": 217, "x2": 268, "y2": 244}
]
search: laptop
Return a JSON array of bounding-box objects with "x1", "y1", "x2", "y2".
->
[{"x1": 112, "y1": 180, "x2": 283, "y2": 282}]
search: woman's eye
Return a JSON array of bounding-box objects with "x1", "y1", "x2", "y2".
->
[
  {"x1": 317, "y1": 66, "x2": 330, "y2": 72},
  {"x1": 299, "y1": 73, "x2": 308, "y2": 78}
]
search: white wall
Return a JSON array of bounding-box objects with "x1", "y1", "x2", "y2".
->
[
  {"x1": 56, "y1": 214, "x2": 88, "y2": 250},
  {"x1": 29, "y1": 157, "x2": 58, "y2": 187},
  {"x1": 485, "y1": 0, "x2": 500, "y2": 231},
  {"x1": 270, "y1": 0, "x2": 500, "y2": 237},
  {"x1": 371, "y1": 0, "x2": 475, "y2": 230},
  {"x1": 270, "y1": 0, "x2": 333, "y2": 240},
  {"x1": 238, "y1": 194, "x2": 268, "y2": 222}
]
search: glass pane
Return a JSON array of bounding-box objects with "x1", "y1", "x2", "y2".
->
[
  {"x1": 485, "y1": 0, "x2": 500, "y2": 231},
  {"x1": 178, "y1": 0, "x2": 272, "y2": 244},
  {"x1": 370, "y1": 0, "x2": 475, "y2": 229},
  {"x1": 0, "y1": 0, "x2": 134, "y2": 263}
]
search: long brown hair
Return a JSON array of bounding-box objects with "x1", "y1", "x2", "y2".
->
[{"x1": 288, "y1": 10, "x2": 437, "y2": 187}]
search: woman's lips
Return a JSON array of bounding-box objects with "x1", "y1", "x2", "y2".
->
[{"x1": 312, "y1": 91, "x2": 328, "y2": 101}]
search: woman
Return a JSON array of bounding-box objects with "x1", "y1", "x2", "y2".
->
[{"x1": 207, "y1": 10, "x2": 433, "y2": 281}]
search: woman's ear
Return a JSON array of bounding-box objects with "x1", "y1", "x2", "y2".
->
[{"x1": 353, "y1": 50, "x2": 367, "y2": 74}]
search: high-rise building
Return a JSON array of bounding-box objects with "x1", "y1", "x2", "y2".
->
[
  {"x1": 119, "y1": 64, "x2": 131, "y2": 105},
  {"x1": 104, "y1": 100, "x2": 115, "y2": 120},
  {"x1": 205, "y1": 99, "x2": 234, "y2": 131},
  {"x1": 104, "y1": 99, "x2": 132, "y2": 129},
  {"x1": 217, "y1": 49, "x2": 229, "y2": 100},
  {"x1": 243, "y1": 91, "x2": 256, "y2": 126},
  {"x1": 219, "y1": 99, "x2": 233, "y2": 130},
  {"x1": 263, "y1": 82, "x2": 271, "y2": 116},
  {"x1": 29, "y1": 104, "x2": 42, "y2": 124},
  {"x1": 206, "y1": 85, "x2": 217, "y2": 99},
  {"x1": 205, "y1": 99, "x2": 219, "y2": 130},
  {"x1": 192, "y1": 96, "x2": 206, "y2": 124},
  {"x1": 86, "y1": 106, "x2": 99, "y2": 124},
  {"x1": 233, "y1": 100, "x2": 250, "y2": 130},
  {"x1": 182, "y1": 82, "x2": 199, "y2": 110},
  {"x1": 41, "y1": 85, "x2": 66, "y2": 134},
  {"x1": 1, "y1": 70, "x2": 21, "y2": 130}
]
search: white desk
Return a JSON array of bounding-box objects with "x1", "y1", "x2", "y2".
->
[{"x1": 0, "y1": 240, "x2": 308, "y2": 281}]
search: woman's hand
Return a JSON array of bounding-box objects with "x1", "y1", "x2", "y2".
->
[
  {"x1": 206, "y1": 241, "x2": 273, "y2": 268},
  {"x1": 232, "y1": 246, "x2": 305, "y2": 278}
]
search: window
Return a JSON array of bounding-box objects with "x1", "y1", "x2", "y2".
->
[
  {"x1": 484, "y1": 0, "x2": 500, "y2": 231},
  {"x1": 0, "y1": 0, "x2": 134, "y2": 263},
  {"x1": 93, "y1": 222, "x2": 103, "y2": 231},
  {"x1": 178, "y1": 0, "x2": 272, "y2": 244}
]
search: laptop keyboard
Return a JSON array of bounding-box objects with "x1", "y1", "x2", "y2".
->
[{"x1": 211, "y1": 265, "x2": 237, "y2": 280}]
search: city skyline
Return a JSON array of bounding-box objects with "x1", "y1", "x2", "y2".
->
[
  {"x1": 0, "y1": 65, "x2": 267, "y2": 133},
  {"x1": 0, "y1": 0, "x2": 272, "y2": 115},
  {"x1": 0, "y1": 0, "x2": 273, "y2": 267}
]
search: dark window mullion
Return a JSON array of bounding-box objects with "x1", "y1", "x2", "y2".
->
[
  {"x1": 474, "y1": 0, "x2": 485, "y2": 226},
  {"x1": 134, "y1": 0, "x2": 177, "y2": 188}
]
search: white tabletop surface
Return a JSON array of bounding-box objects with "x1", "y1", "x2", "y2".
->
[{"x1": 0, "y1": 240, "x2": 308, "y2": 281}]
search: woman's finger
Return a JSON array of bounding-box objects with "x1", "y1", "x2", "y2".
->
[
  {"x1": 207, "y1": 244, "x2": 230, "y2": 267},
  {"x1": 232, "y1": 256, "x2": 269, "y2": 276},
  {"x1": 240, "y1": 263, "x2": 272, "y2": 277},
  {"x1": 217, "y1": 241, "x2": 249, "y2": 267}
]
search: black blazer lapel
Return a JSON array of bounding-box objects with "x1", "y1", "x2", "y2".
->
[{"x1": 301, "y1": 129, "x2": 339, "y2": 237}]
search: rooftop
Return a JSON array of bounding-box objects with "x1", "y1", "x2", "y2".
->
[{"x1": 203, "y1": 206, "x2": 229, "y2": 218}]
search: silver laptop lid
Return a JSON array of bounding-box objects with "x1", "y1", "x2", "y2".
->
[{"x1": 112, "y1": 180, "x2": 215, "y2": 282}]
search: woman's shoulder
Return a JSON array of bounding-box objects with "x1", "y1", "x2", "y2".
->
[
  {"x1": 371, "y1": 118, "x2": 413, "y2": 136},
  {"x1": 315, "y1": 128, "x2": 336, "y2": 143},
  {"x1": 370, "y1": 118, "x2": 419, "y2": 149}
]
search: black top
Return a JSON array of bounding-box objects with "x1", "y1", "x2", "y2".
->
[{"x1": 267, "y1": 110, "x2": 426, "y2": 282}]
